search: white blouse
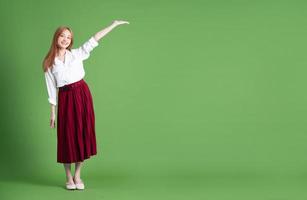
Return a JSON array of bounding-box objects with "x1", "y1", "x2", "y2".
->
[{"x1": 44, "y1": 36, "x2": 99, "y2": 106}]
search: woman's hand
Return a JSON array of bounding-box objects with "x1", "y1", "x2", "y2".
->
[
  {"x1": 112, "y1": 20, "x2": 130, "y2": 26},
  {"x1": 94, "y1": 20, "x2": 130, "y2": 42},
  {"x1": 50, "y1": 111, "x2": 56, "y2": 128}
]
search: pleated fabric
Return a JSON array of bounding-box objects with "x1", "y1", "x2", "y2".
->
[{"x1": 57, "y1": 79, "x2": 97, "y2": 163}]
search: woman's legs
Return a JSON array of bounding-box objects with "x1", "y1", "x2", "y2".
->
[
  {"x1": 63, "y1": 163, "x2": 74, "y2": 183},
  {"x1": 74, "y1": 161, "x2": 83, "y2": 182}
]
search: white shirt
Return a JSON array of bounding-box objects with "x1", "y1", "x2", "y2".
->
[{"x1": 44, "y1": 36, "x2": 99, "y2": 106}]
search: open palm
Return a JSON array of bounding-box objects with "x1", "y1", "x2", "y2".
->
[{"x1": 113, "y1": 20, "x2": 130, "y2": 26}]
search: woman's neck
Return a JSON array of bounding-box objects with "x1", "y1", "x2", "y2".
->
[{"x1": 57, "y1": 48, "x2": 66, "y2": 57}]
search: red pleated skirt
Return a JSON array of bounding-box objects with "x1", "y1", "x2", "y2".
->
[{"x1": 57, "y1": 79, "x2": 97, "y2": 163}]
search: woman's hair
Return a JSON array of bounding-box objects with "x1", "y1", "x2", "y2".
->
[{"x1": 42, "y1": 26, "x2": 74, "y2": 72}]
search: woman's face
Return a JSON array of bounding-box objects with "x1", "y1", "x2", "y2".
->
[{"x1": 57, "y1": 29, "x2": 72, "y2": 49}]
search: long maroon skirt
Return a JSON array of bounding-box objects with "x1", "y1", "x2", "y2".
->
[{"x1": 57, "y1": 79, "x2": 97, "y2": 163}]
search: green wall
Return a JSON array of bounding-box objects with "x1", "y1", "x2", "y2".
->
[{"x1": 1, "y1": 0, "x2": 307, "y2": 199}]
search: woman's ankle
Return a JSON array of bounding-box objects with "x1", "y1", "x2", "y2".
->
[
  {"x1": 73, "y1": 175, "x2": 82, "y2": 183},
  {"x1": 66, "y1": 175, "x2": 74, "y2": 183}
]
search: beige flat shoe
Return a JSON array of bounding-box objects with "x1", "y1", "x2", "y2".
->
[
  {"x1": 66, "y1": 181, "x2": 76, "y2": 190},
  {"x1": 73, "y1": 177, "x2": 85, "y2": 190}
]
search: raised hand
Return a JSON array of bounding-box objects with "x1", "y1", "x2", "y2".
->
[
  {"x1": 94, "y1": 20, "x2": 130, "y2": 42},
  {"x1": 112, "y1": 20, "x2": 130, "y2": 26}
]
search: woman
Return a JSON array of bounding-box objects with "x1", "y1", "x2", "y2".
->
[{"x1": 42, "y1": 20, "x2": 129, "y2": 190}]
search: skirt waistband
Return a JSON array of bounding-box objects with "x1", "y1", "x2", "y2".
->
[{"x1": 59, "y1": 79, "x2": 85, "y2": 91}]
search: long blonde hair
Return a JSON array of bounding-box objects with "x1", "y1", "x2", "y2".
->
[{"x1": 42, "y1": 26, "x2": 74, "y2": 72}]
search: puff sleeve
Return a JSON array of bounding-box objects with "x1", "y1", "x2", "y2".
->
[
  {"x1": 71, "y1": 36, "x2": 99, "y2": 61},
  {"x1": 44, "y1": 67, "x2": 58, "y2": 106}
]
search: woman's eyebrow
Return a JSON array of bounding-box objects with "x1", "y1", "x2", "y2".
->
[{"x1": 61, "y1": 34, "x2": 71, "y2": 37}]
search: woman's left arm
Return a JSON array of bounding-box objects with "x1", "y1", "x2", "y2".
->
[{"x1": 94, "y1": 20, "x2": 130, "y2": 42}]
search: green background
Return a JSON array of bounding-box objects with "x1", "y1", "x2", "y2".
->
[{"x1": 1, "y1": 0, "x2": 307, "y2": 199}]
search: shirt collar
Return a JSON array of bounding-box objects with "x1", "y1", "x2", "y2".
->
[{"x1": 55, "y1": 49, "x2": 72, "y2": 64}]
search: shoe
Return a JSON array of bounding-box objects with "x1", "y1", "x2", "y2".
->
[
  {"x1": 73, "y1": 177, "x2": 85, "y2": 190},
  {"x1": 66, "y1": 181, "x2": 76, "y2": 190}
]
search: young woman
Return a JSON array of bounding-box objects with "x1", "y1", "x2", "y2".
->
[{"x1": 42, "y1": 20, "x2": 129, "y2": 190}]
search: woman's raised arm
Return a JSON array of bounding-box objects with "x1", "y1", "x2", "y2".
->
[{"x1": 94, "y1": 20, "x2": 130, "y2": 42}]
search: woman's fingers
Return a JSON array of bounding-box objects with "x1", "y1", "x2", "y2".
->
[
  {"x1": 113, "y1": 20, "x2": 130, "y2": 26},
  {"x1": 121, "y1": 20, "x2": 129, "y2": 24},
  {"x1": 50, "y1": 119, "x2": 55, "y2": 128}
]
